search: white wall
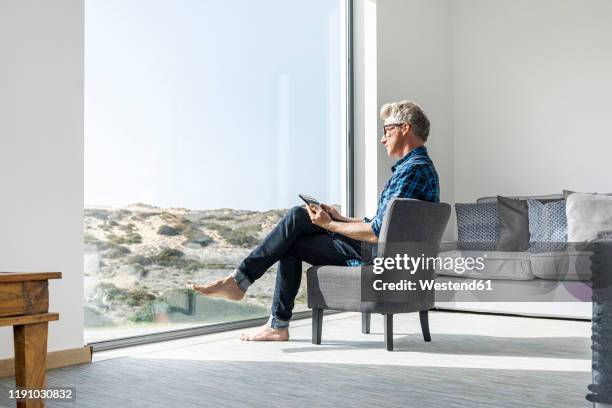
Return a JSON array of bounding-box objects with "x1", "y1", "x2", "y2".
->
[
  {"x1": 373, "y1": 0, "x2": 455, "y2": 239},
  {"x1": 368, "y1": 0, "x2": 612, "y2": 233},
  {"x1": 355, "y1": 0, "x2": 455, "y2": 232},
  {"x1": 450, "y1": 0, "x2": 612, "y2": 318},
  {"x1": 0, "y1": 0, "x2": 84, "y2": 359},
  {"x1": 365, "y1": 0, "x2": 609, "y2": 318},
  {"x1": 453, "y1": 0, "x2": 612, "y2": 202}
]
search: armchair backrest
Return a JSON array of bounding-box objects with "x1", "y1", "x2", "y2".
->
[{"x1": 376, "y1": 199, "x2": 451, "y2": 259}]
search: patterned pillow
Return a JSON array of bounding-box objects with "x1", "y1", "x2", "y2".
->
[
  {"x1": 455, "y1": 202, "x2": 499, "y2": 250},
  {"x1": 527, "y1": 198, "x2": 567, "y2": 251}
]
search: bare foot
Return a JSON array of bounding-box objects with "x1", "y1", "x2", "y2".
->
[
  {"x1": 240, "y1": 325, "x2": 289, "y2": 341},
  {"x1": 189, "y1": 275, "x2": 245, "y2": 301}
]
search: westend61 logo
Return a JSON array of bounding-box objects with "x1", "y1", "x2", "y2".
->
[
  {"x1": 363, "y1": 253, "x2": 492, "y2": 296},
  {"x1": 372, "y1": 254, "x2": 486, "y2": 275}
]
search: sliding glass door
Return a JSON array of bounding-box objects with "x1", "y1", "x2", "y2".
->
[{"x1": 84, "y1": 0, "x2": 349, "y2": 342}]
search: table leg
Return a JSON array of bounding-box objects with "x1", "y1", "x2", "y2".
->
[{"x1": 13, "y1": 322, "x2": 48, "y2": 408}]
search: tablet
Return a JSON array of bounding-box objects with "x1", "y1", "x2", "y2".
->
[{"x1": 298, "y1": 194, "x2": 320, "y2": 207}]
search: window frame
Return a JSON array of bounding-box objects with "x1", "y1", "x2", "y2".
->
[{"x1": 87, "y1": 0, "x2": 354, "y2": 352}]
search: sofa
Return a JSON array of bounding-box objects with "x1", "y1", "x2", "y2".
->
[{"x1": 433, "y1": 194, "x2": 593, "y2": 319}]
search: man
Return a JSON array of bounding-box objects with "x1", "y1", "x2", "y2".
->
[{"x1": 190, "y1": 100, "x2": 439, "y2": 341}]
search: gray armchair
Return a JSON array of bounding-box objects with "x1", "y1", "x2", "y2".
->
[{"x1": 306, "y1": 199, "x2": 451, "y2": 351}]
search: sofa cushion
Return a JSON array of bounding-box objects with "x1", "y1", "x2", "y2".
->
[
  {"x1": 496, "y1": 196, "x2": 530, "y2": 251},
  {"x1": 477, "y1": 194, "x2": 564, "y2": 203},
  {"x1": 455, "y1": 202, "x2": 499, "y2": 250},
  {"x1": 566, "y1": 192, "x2": 612, "y2": 242},
  {"x1": 527, "y1": 198, "x2": 567, "y2": 251},
  {"x1": 435, "y1": 249, "x2": 535, "y2": 280},
  {"x1": 529, "y1": 249, "x2": 593, "y2": 281}
]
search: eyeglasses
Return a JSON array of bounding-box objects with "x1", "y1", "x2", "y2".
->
[{"x1": 382, "y1": 123, "x2": 403, "y2": 137}]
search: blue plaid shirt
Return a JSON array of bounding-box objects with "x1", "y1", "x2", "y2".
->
[{"x1": 368, "y1": 146, "x2": 440, "y2": 237}]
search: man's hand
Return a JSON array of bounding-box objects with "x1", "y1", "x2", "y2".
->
[
  {"x1": 320, "y1": 203, "x2": 345, "y2": 222},
  {"x1": 305, "y1": 204, "x2": 333, "y2": 229},
  {"x1": 305, "y1": 204, "x2": 378, "y2": 242}
]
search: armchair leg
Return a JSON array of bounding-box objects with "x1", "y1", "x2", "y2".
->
[
  {"x1": 419, "y1": 310, "x2": 431, "y2": 342},
  {"x1": 384, "y1": 314, "x2": 393, "y2": 351},
  {"x1": 312, "y1": 308, "x2": 323, "y2": 345},
  {"x1": 361, "y1": 312, "x2": 370, "y2": 334}
]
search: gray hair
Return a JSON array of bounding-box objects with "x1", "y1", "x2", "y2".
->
[{"x1": 379, "y1": 100, "x2": 430, "y2": 142}]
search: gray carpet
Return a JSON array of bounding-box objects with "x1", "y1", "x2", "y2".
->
[
  {"x1": 0, "y1": 356, "x2": 591, "y2": 408},
  {"x1": 0, "y1": 311, "x2": 593, "y2": 407}
]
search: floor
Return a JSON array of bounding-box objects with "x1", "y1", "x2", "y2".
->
[{"x1": 0, "y1": 311, "x2": 592, "y2": 408}]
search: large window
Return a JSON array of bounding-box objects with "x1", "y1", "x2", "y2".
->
[{"x1": 84, "y1": 0, "x2": 349, "y2": 342}]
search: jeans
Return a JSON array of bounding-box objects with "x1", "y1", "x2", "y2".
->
[{"x1": 233, "y1": 206, "x2": 371, "y2": 329}]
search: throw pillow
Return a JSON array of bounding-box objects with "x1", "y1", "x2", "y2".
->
[
  {"x1": 566, "y1": 192, "x2": 612, "y2": 242},
  {"x1": 455, "y1": 202, "x2": 499, "y2": 250},
  {"x1": 527, "y1": 198, "x2": 567, "y2": 251},
  {"x1": 496, "y1": 196, "x2": 530, "y2": 251},
  {"x1": 564, "y1": 190, "x2": 612, "y2": 197}
]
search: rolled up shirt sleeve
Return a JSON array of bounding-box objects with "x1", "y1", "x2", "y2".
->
[{"x1": 370, "y1": 216, "x2": 382, "y2": 238}]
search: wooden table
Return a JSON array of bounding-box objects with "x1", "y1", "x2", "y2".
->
[{"x1": 0, "y1": 272, "x2": 61, "y2": 408}]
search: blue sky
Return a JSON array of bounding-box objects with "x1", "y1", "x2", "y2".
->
[{"x1": 85, "y1": 0, "x2": 342, "y2": 211}]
